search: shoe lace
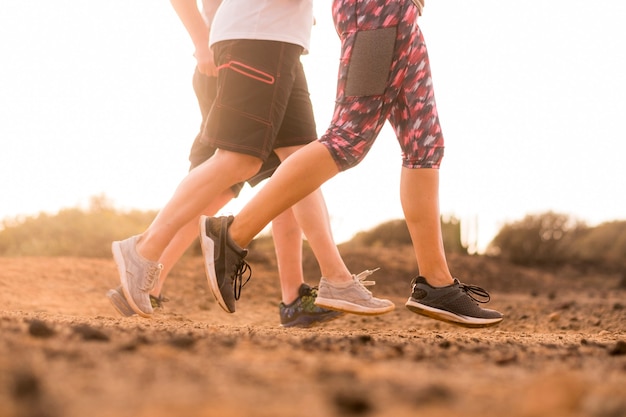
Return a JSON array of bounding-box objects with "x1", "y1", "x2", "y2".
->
[
  {"x1": 351, "y1": 267, "x2": 381, "y2": 296},
  {"x1": 232, "y1": 259, "x2": 252, "y2": 301},
  {"x1": 458, "y1": 281, "x2": 491, "y2": 304},
  {"x1": 150, "y1": 294, "x2": 169, "y2": 309},
  {"x1": 142, "y1": 264, "x2": 163, "y2": 292},
  {"x1": 354, "y1": 268, "x2": 380, "y2": 287}
]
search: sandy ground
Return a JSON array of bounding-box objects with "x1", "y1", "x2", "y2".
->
[{"x1": 0, "y1": 249, "x2": 625, "y2": 417}]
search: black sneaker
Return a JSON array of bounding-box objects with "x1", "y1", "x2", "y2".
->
[
  {"x1": 200, "y1": 215, "x2": 251, "y2": 313},
  {"x1": 279, "y1": 284, "x2": 344, "y2": 328},
  {"x1": 405, "y1": 276, "x2": 503, "y2": 328}
]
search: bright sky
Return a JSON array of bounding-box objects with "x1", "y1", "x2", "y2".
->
[{"x1": 1, "y1": 1, "x2": 625, "y2": 252}]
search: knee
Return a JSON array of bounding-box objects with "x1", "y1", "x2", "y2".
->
[
  {"x1": 320, "y1": 132, "x2": 370, "y2": 171},
  {"x1": 214, "y1": 150, "x2": 263, "y2": 182}
]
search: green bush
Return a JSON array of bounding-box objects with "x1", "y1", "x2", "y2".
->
[
  {"x1": 0, "y1": 195, "x2": 157, "y2": 257},
  {"x1": 488, "y1": 211, "x2": 626, "y2": 271},
  {"x1": 6, "y1": 197, "x2": 624, "y2": 272},
  {"x1": 566, "y1": 221, "x2": 626, "y2": 270},
  {"x1": 488, "y1": 211, "x2": 583, "y2": 265},
  {"x1": 348, "y1": 217, "x2": 467, "y2": 254}
]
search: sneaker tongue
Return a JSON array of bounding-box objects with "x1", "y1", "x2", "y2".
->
[{"x1": 298, "y1": 283, "x2": 312, "y2": 297}]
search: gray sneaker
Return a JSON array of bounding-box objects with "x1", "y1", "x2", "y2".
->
[
  {"x1": 106, "y1": 286, "x2": 167, "y2": 317},
  {"x1": 314, "y1": 269, "x2": 395, "y2": 315},
  {"x1": 111, "y1": 236, "x2": 163, "y2": 317},
  {"x1": 405, "y1": 276, "x2": 503, "y2": 328},
  {"x1": 200, "y1": 215, "x2": 250, "y2": 314}
]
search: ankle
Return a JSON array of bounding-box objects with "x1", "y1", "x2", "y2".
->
[
  {"x1": 421, "y1": 275, "x2": 454, "y2": 288},
  {"x1": 321, "y1": 274, "x2": 353, "y2": 285},
  {"x1": 135, "y1": 235, "x2": 160, "y2": 263},
  {"x1": 228, "y1": 219, "x2": 253, "y2": 249}
]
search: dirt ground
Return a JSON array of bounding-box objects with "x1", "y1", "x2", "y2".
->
[{"x1": 1, "y1": 248, "x2": 625, "y2": 417}]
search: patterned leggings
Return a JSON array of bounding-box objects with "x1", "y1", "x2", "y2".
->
[{"x1": 320, "y1": 0, "x2": 445, "y2": 170}]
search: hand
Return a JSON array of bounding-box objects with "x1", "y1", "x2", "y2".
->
[{"x1": 194, "y1": 45, "x2": 217, "y2": 77}]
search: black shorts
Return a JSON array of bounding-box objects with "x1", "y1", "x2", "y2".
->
[
  {"x1": 202, "y1": 39, "x2": 317, "y2": 161},
  {"x1": 187, "y1": 69, "x2": 283, "y2": 196}
]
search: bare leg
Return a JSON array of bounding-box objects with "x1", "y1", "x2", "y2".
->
[
  {"x1": 269, "y1": 208, "x2": 304, "y2": 304},
  {"x1": 224, "y1": 142, "x2": 393, "y2": 314},
  {"x1": 152, "y1": 189, "x2": 307, "y2": 305},
  {"x1": 400, "y1": 167, "x2": 454, "y2": 287},
  {"x1": 230, "y1": 142, "x2": 336, "y2": 246},
  {"x1": 137, "y1": 149, "x2": 262, "y2": 261},
  {"x1": 151, "y1": 188, "x2": 235, "y2": 297},
  {"x1": 270, "y1": 144, "x2": 352, "y2": 283}
]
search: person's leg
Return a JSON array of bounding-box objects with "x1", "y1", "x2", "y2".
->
[
  {"x1": 269, "y1": 207, "x2": 304, "y2": 304},
  {"x1": 399, "y1": 168, "x2": 453, "y2": 287},
  {"x1": 202, "y1": 51, "x2": 394, "y2": 314},
  {"x1": 137, "y1": 150, "x2": 262, "y2": 262},
  {"x1": 266, "y1": 203, "x2": 343, "y2": 326},
  {"x1": 199, "y1": 8, "x2": 399, "y2": 314},
  {"x1": 382, "y1": 4, "x2": 502, "y2": 326},
  {"x1": 207, "y1": 141, "x2": 393, "y2": 315},
  {"x1": 155, "y1": 190, "x2": 312, "y2": 304},
  {"x1": 270, "y1": 147, "x2": 352, "y2": 282},
  {"x1": 112, "y1": 40, "x2": 342, "y2": 319},
  {"x1": 231, "y1": 142, "x2": 339, "y2": 260},
  {"x1": 152, "y1": 188, "x2": 235, "y2": 297}
]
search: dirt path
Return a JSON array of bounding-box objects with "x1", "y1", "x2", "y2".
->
[{"x1": 1, "y1": 256, "x2": 624, "y2": 417}]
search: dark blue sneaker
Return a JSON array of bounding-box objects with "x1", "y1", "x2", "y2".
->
[
  {"x1": 405, "y1": 276, "x2": 503, "y2": 328},
  {"x1": 200, "y1": 215, "x2": 250, "y2": 313},
  {"x1": 280, "y1": 284, "x2": 344, "y2": 328}
]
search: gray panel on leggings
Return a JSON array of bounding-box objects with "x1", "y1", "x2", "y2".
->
[{"x1": 345, "y1": 27, "x2": 397, "y2": 97}]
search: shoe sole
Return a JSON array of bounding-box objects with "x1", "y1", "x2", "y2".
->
[
  {"x1": 106, "y1": 288, "x2": 136, "y2": 317},
  {"x1": 111, "y1": 241, "x2": 151, "y2": 318},
  {"x1": 199, "y1": 216, "x2": 234, "y2": 314},
  {"x1": 405, "y1": 298, "x2": 503, "y2": 328},
  {"x1": 314, "y1": 297, "x2": 395, "y2": 316},
  {"x1": 280, "y1": 311, "x2": 344, "y2": 328}
]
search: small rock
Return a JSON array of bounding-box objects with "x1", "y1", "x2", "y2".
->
[
  {"x1": 439, "y1": 340, "x2": 451, "y2": 349},
  {"x1": 548, "y1": 312, "x2": 560, "y2": 322},
  {"x1": 72, "y1": 324, "x2": 110, "y2": 342},
  {"x1": 354, "y1": 334, "x2": 372, "y2": 345},
  {"x1": 609, "y1": 340, "x2": 626, "y2": 356},
  {"x1": 12, "y1": 370, "x2": 41, "y2": 400},
  {"x1": 28, "y1": 320, "x2": 55, "y2": 338},
  {"x1": 333, "y1": 390, "x2": 372, "y2": 415},
  {"x1": 495, "y1": 352, "x2": 518, "y2": 366},
  {"x1": 169, "y1": 336, "x2": 196, "y2": 349}
]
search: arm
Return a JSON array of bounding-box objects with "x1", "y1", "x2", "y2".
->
[
  {"x1": 170, "y1": 0, "x2": 219, "y2": 76},
  {"x1": 412, "y1": 0, "x2": 424, "y2": 15}
]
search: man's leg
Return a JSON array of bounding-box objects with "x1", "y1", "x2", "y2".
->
[
  {"x1": 211, "y1": 142, "x2": 394, "y2": 315},
  {"x1": 113, "y1": 149, "x2": 261, "y2": 316},
  {"x1": 271, "y1": 207, "x2": 343, "y2": 327},
  {"x1": 136, "y1": 149, "x2": 262, "y2": 262},
  {"x1": 231, "y1": 142, "x2": 337, "y2": 250},
  {"x1": 270, "y1": 207, "x2": 304, "y2": 304},
  {"x1": 152, "y1": 188, "x2": 235, "y2": 297}
]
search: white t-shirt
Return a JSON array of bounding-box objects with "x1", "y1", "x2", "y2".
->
[
  {"x1": 201, "y1": 0, "x2": 221, "y2": 27},
  {"x1": 208, "y1": 0, "x2": 314, "y2": 52}
]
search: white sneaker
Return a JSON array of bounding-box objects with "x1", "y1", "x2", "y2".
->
[
  {"x1": 314, "y1": 269, "x2": 395, "y2": 315},
  {"x1": 111, "y1": 236, "x2": 162, "y2": 318}
]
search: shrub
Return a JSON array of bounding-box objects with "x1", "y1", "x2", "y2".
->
[
  {"x1": 488, "y1": 211, "x2": 584, "y2": 266},
  {"x1": 566, "y1": 221, "x2": 626, "y2": 271},
  {"x1": 0, "y1": 195, "x2": 157, "y2": 257},
  {"x1": 347, "y1": 217, "x2": 467, "y2": 254}
]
